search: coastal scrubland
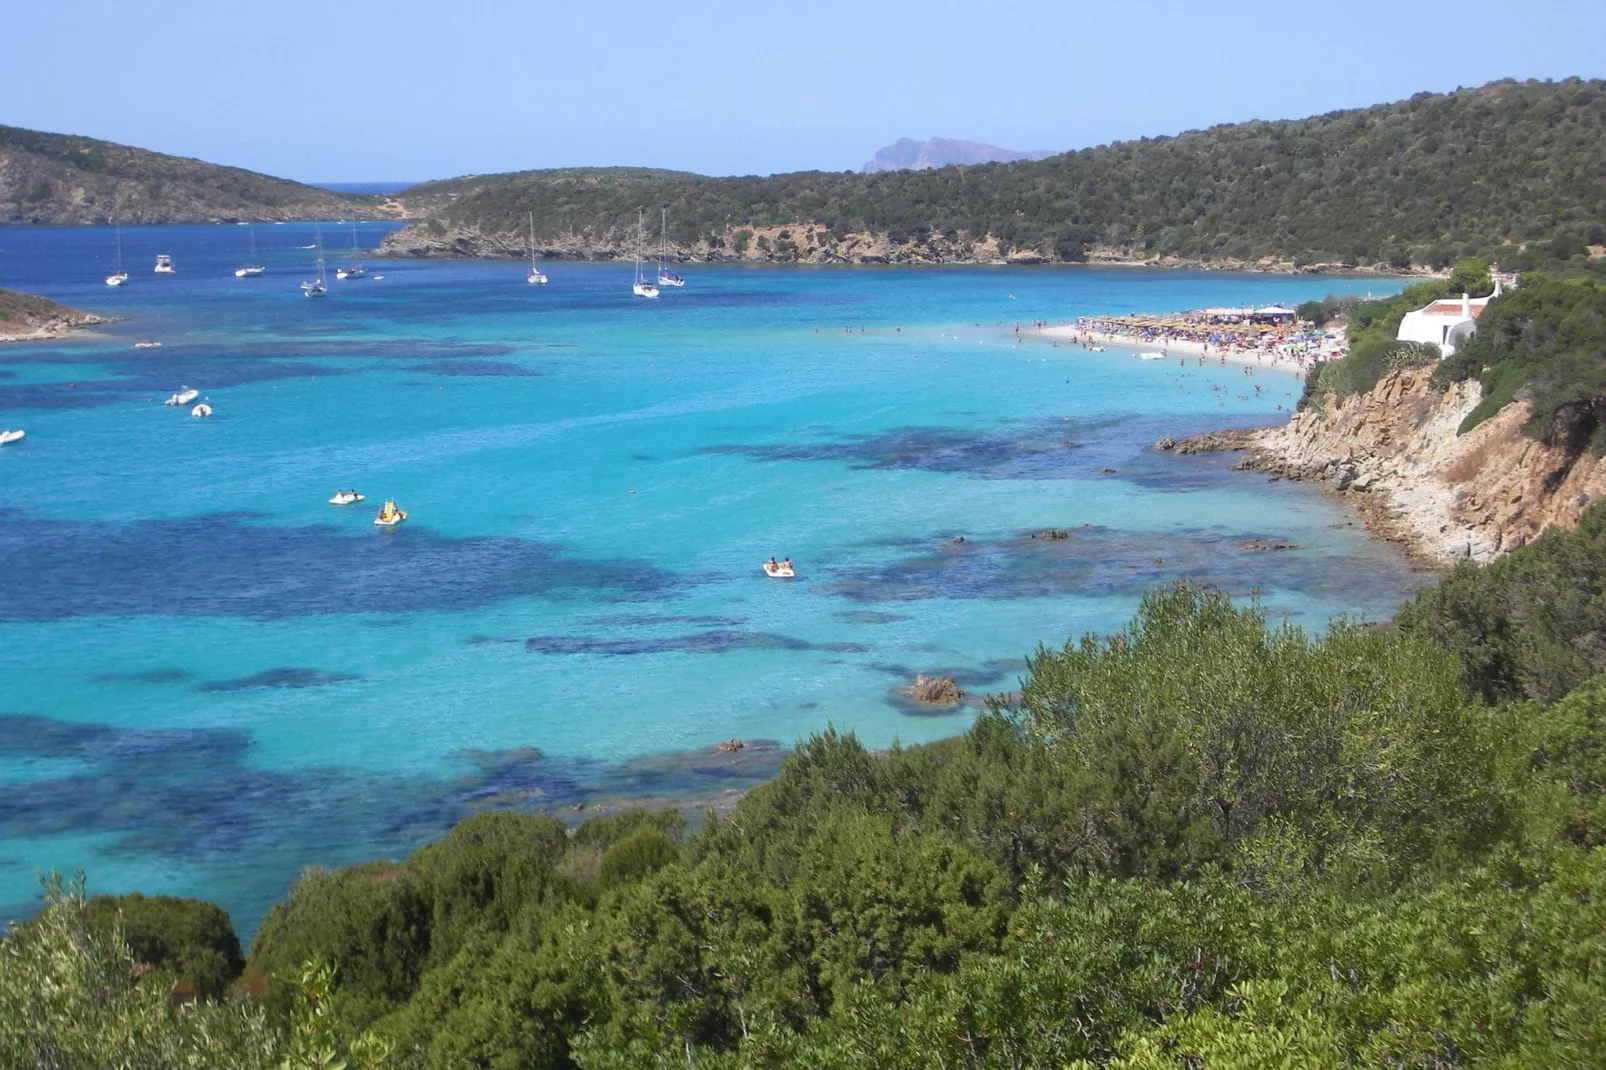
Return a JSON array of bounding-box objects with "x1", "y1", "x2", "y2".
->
[
  {"x1": 0, "y1": 287, "x2": 108, "y2": 341},
  {"x1": 10, "y1": 520, "x2": 1606, "y2": 1067},
  {"x1": 0, "y1": 125, "x2": 395, "y2": 224},
  {"x1": 381, "y1": 78, "x2": 1606, "y2": 273}
]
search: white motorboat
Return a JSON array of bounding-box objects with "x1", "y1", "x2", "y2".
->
[
  {"x1": 373, "y1": 500, "x2": 407, "y2": 526},
  {"x1": 0, "y1": 429, "x2": 25, "y2": 446},
  {"x1": 190, "y1": 403, "x2": 212, "y2": 418},
  {"x1": 301, "y1": 225, "x2": 329, "y2": 297},
  {"x1": 762, "y1": 561, "x2": 795, "y2": 579},
  {"x1": 154, "y1": 254, "x2": 175, "y2": 274},
  {"x1": 525, "y1": 212, "x2": 548, "y2": 284},
  {"x1": 656, "y1": 208, "x2": 684, "y2": 287},
  {"x1": 164, "y1": 388, "x2": 200, "y2": 406},
  {"x1": 337, "y1": 220, "x2": 365, "y2": 279},
  {"x1": 106, "y1": 223, "x2": 129, "y2": 286},
  {"x1": 133, "y1": 340, "x2": 162, "y2": 349},
  {"x1": 235, "y1": 222, "x2": 265, "y2": 276},
  {"x1": 631, "y1": 210, "x2": 659, "y2": 298},
  {"x1": 328, "y1": 491, "x2": 365, "y2": 505}
]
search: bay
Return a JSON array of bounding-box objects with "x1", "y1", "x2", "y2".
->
[{"x1": 0, "y1": 223, "x2": 1414, "y2": 931}]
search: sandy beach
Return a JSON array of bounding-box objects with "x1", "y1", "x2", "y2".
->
[{"x1": 1039, "y1": 324, "x2": 1331, "y2": 377}]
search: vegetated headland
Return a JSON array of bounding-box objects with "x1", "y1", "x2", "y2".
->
[
  {"x1": 0, "y1": 288, "x2": 113, "y2": 342},
  {"x1": 378, "y1": 78, "x2": 1605, "y2": 273},
  {"x1": 7, "y1": 77, "x2": 1603, "y2": 278},
  {"x1": 1157, "y1": 251, "x2": 1606, "y2": 565}
]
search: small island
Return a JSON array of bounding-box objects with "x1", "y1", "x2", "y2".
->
[{"x1": 0, "y1": 288, "x2": 113, "y2": 343}]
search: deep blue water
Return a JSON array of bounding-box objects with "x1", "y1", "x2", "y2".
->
[{"x1": 0, "y1": 223, "x2": 1415, "y2": 933}]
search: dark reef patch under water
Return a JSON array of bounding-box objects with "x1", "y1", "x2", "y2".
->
[
  {"x1": 0, "y1": 510, "x2": 683, "y2": 622},
  {"x1": 824, "y1": 524, "x2": 1423, "y2": 607},
  {"x1": 524, "y1": 630, "x2": 870, "y2": 656},
  {"x1": 196, "y1": 668, "x2": 361, "y2": 693},
  {"x1": 0, "y1": 710, "x2": 787, "y2": 936}
]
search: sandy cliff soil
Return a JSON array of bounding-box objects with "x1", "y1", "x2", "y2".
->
[{"x1": 1161, "y1": 369, "x2": 1606, "y2": 564}]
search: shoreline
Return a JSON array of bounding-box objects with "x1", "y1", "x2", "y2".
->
[{"x1": 1038, "y1": 325, "x2": 1322, "y2": 377}]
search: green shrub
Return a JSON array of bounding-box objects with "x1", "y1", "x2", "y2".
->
[{"x1": 82, "y1": 892, "x2": 244, "y2": 1001}]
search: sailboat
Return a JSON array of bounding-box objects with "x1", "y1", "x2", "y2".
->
[
  {"x1": 525, "y1": 212, "x2": 548, "y2": 284},
  {"x1": 301, "y1": 225, "x2": 328, "y2": 297},
  {"x1": 336, "y1": 220, "x2": 366, "y2": 280},
  {"x1": 105, "y1": 222, "x2": 129, "y2": 286},
  {"x1": 235, "y1": 222, "x2": 264, "y2": 277},
  {"x1": 631, "y1": 210, "x2": 659, "y2": 299},
  {"x1": 656, "y1": 208, "x2": 684, "y2": 288}
]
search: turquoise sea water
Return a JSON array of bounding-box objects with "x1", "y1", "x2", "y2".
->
[{"x1": 0, "y1": 224, "x2": 1414, "y2": 931}]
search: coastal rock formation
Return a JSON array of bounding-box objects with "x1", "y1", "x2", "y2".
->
[
  {"x1": 0, "y1": 288, "x2": 112, "y2": 342},
  {"x1": 904, "y1": 674, "x2": 964, "y2": 705},
  {"x1": 1170, "y1": 369, "x2": 1606, "y2": 563}
]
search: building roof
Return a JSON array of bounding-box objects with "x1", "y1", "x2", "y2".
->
[
  {"x1": 1423, "y1": 302, "x2": 1486, "y2": 318},
  {"x1": 1254, "y1": 305, "x2": 1296, "y2": 315}
]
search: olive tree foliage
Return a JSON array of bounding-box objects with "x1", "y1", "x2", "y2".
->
[{"x1": 0, "y1": 874, "x2": 389, "y2": 1070}]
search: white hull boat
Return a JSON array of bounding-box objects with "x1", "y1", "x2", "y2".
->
[
  {"x1": 656, "y1": 209, "x2": 684, "y2": 288},
  {"x1": 133, "y1": 341, "x2": 162, "y2": 349},
  {"x1": 0, "y1": 429, "x2": 25, "y2": 446},
  {"x1": 106, "y1": 223, "x2": 128, "y2": 286},
  {"x1": 154, "y1": 255, "x2": 175, "y2": 274},
  {"x1": 328, "y1": 491, "x2": 365, "y2": 505},
  {"x1": 631, "y1": 211, "x2": 658, "y2": 298},
  {"x1": 1138, "y1": 351, "x2": 1165, "y2": 360},
  {"x1": 762, "y1": 562, "x2": 795, "y2": 579},
  {"x1": 524, "y1": 212, "x2": 548, "y2": 283},
  {"x1": 235, "y1": 265, "x2": 265, "y2": 277},
  {"x1": 164, "y1": 389, "x2": 200, "y2": 406},
  {"x1": 373, "y1": 500, "x2": 407, "y2": 526},
  {"x1": 190, "y1": 403, "x2": 212, "y2": 418},
  {"x1": 302, "y1": 225, "x2": 329, "y2": 297}
]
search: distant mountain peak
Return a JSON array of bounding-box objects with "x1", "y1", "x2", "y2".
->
[{"x1": 861, "y1": 136, "x2": 1055, "y2": 173}]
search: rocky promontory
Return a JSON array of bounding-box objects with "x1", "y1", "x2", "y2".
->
[
  {"x1": 1160, "y1": 369, "x2": 1606, "y2": 564},
  {"x1": 0, "y1": 289, "x2": 114, "y2": 343}
]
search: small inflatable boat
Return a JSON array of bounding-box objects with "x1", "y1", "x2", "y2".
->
[
  {"x1": 133, "y1": 340, "x2": 162, "y2": 349},
  {"x1": 329, "y1": 491, "x2": 365, "y2": 506},
  {"x1": 1138, "y1": 351, "x2": 1165, "y2": 360},
  {"x1": 374, "y1": 500, "x2": 407, "y2": 526},
  {"x1": 164, "y1": 388, "x2": 199, "y2": 406},
  {"x1": 0, "y1": 429, "x2": 25, "y2": 446},
  {"x1": 190, "y1": 403, "x2": 212, "y2": 418},
  {"x1": 762, "y1": 561, "x2": 795, "y2": 579}
]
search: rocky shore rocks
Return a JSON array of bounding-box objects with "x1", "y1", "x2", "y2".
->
[
  {"x1": 1160, "y1": 368, "x2": 1606, "y2": 564},
  {"x1": 904, "y1": 675, "x2": 965, "y2": 705}
]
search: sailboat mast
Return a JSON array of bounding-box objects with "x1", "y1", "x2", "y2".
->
[
  {"x1": 660, "y1": 208, "x2": 667, "y2": 276},
  {"x1": 529, "y1": 211, "x2": 536, "y2": 270}
]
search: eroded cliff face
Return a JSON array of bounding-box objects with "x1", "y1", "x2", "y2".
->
[{"x1": 1169, "y1": 369, "x2": 1606, "y2": 564}]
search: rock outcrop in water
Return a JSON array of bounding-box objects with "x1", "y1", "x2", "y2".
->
[
  {"x1": 1166, "y1": 368, "x2": 1606, "y2": 564},
  {"x1": 0, "y1": 288, "x2": 111, "y2": 342}
]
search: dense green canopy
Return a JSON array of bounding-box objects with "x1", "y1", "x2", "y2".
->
[{"x1": 402, "y1": 78, "x2": 1606, "y2": 269}]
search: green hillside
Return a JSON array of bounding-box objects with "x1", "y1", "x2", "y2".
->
[
  {"x1": 386, "y1": 78, "x2": 1606, "y2": 269},
  {"x1": 0, "y1": 125, "x2": 399, "y2": 224}
]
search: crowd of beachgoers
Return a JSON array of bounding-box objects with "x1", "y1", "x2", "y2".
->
[{"x1": 1041, "y1": 312, "x2": 1346, "y2": 377}]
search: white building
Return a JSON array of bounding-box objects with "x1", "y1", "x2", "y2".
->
[{"x1": 1395, "y1": 279, "x2": 1504, "y2": 357}]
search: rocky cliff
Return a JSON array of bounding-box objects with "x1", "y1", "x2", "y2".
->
[{"x1": 1162, "y1": 369, "x2": 1606, "y2": 564}]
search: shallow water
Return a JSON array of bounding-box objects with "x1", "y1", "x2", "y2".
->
[{"x1": 0, "y1": 224, "x2": 1415, "y2": 931}]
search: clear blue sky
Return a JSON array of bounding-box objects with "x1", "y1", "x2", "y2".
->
[{"x1": 6, "y1": 0, "x2": 1604, "y2": 183}]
